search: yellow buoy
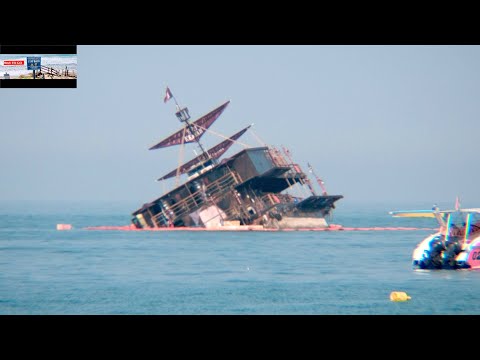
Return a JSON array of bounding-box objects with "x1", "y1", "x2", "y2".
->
[{"x1": 390, "y1": 291, "x2": 411, "y2": 302}]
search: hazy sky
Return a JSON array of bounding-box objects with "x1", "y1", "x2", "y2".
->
[{"x1": 1, "y1": 45, "x2": 480, "y2": 207}]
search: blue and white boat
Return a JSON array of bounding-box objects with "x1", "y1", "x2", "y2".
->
[{"x1": 390, "y1": 200, "x2": 480, "y2": 270}]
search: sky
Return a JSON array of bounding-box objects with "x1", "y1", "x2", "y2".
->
[{"x1": 1, "y1": 45, "x2": 480, "y2": 208}]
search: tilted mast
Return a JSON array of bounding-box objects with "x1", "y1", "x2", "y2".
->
[
  {"x1": 149, "y1": 88, "x2": 230, "y2": 158},
  {"x1": 172, "y1": 95, "x2": 210, "y2": 160},
  {"x1": 307, "y1": 162, "x2": 328, "y2": 196},
  {"x1": 149, "y1": 87, "x2": 235, "y2": 186}
]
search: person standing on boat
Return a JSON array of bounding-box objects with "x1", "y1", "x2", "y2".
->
[
  {"x1": 442, "y1": 223, "x2": 463, "y2": 269},
  {"x1": 449, "y1": 223, "x2": 462, "y2": 237}
]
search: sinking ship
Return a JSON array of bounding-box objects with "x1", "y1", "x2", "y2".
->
[{"x1": 131, "y1": 89, "x2": 343, "y2": 230}]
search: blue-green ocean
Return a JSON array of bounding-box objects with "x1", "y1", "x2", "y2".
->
[{"x1": 1, "y1": 200, "x2": 479, "y2": 315}]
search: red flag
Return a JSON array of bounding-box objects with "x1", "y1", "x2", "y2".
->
[
  {"x1": 164, "y1": 87, "x2": 173, "y2": 103},
  {"x1": 455, "y1": 196, "x2": 460, "y2": 210}
]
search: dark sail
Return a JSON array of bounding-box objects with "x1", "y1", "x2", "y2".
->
[
  {"x1": 157, "y1": 125, "x2": 251, "y2": 181},
  {"x1": 149, "y1": 101, "x2": 230, "y2": 150}
]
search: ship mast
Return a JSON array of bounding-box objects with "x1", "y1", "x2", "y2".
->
[
  {"x1": 307, "y1": 162, "x2": 328, "y2": 196},
  {"x1": 168, "y1": 89, "x2": 213, "y2": 162}
]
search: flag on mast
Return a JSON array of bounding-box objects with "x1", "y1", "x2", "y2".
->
[{"x1": 164, "y1": 87, "x2": 173, "y2": 103}]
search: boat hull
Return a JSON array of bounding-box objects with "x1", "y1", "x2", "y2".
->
[{"x1": 412, "y1": 233, "x2": 480, "y2": 270}]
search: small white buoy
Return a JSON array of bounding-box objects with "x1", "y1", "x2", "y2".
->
[{"x1": 56, "y1": 224, "x2": 72, "y2": 230}]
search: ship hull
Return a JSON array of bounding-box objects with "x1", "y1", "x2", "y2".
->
[
  {"x1": 133, "y1": 124, "x2": 343, "y2": 230},
  {"x1": 264, "y1": 216, "x2": 328, "y2": 229}
]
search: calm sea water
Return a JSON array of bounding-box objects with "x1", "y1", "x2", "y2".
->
[{"x1": 1, "y1": 200, "x2": 479, "y2": 315}]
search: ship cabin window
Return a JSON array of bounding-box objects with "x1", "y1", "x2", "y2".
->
[
  {"x1": 132, "y1": 217, "x2": 141, "y2": 229},
  {"x1": 150, "y1": 203, "x2": 162, "y2": 216},
  {"x1": 187, "y1": 159, "x2": 214, "y2": 178}
]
